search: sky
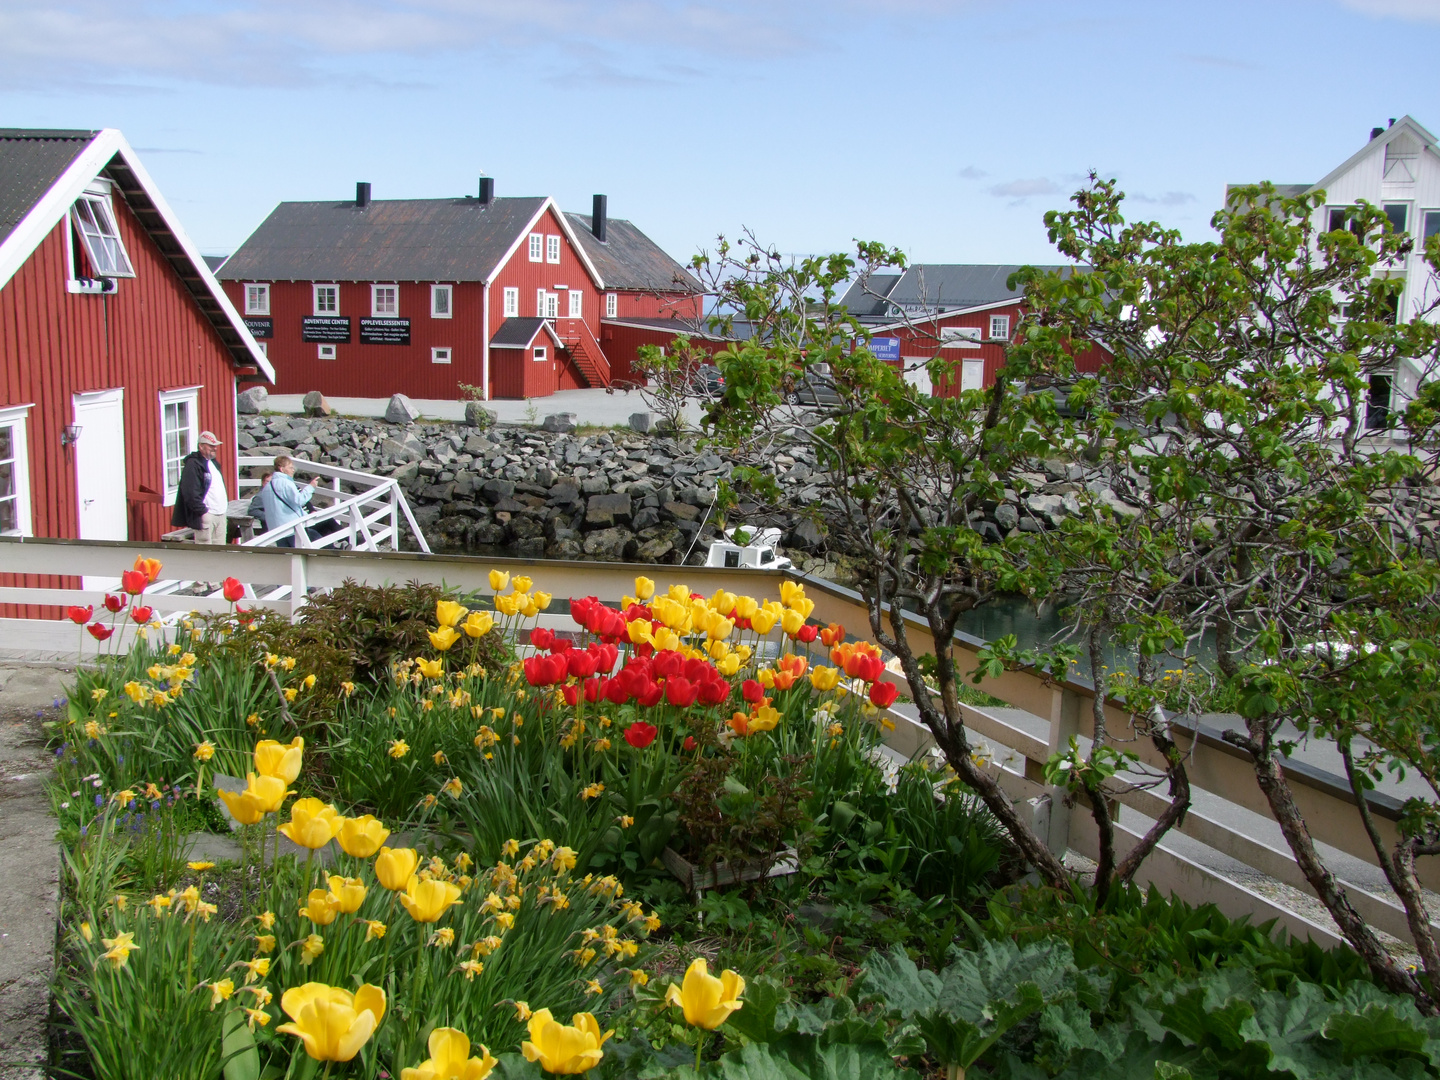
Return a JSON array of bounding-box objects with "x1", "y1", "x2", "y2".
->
[{"x1": 2, "y1": 0, "x2": 1438, "y2": 267}]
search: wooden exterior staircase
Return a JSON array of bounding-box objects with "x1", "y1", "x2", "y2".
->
[{"x1": 555, "y1": 318, "x2": 611, "y2": 388}]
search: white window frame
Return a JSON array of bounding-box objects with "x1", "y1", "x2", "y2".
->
[
  {"x1": 431, "y1": 284, "x2": 453, "y2": 319},
  {"x1": 1423, "y1": 209, "x2": 1440, "y2": 247},
  {"x1": 546, "y1": 235, "x2": 561, "y2": 264},
  {"x1": 544, "y1": 292, "x2": 558, "y2": 318},
  {"x1": 371, "y1": 284, "x2": 399, "y2": 317},
  {"x1": 0, "y1": 404, "x2": 34, "y2": 536},
  {"x1": 503, "y1": 287, "x2": 519, "y2": 317},
  {"x1": 244, "y1": 283, "x2": 271, "y2": 316},
  {"x1": 70, "y1": 190, "x2": 135, "y2": 278},
  {"x1": 313, "y1": 284, "x2": 339, "y2": 315},
  {"x1": 528, "y1": 233, "x2": 543, "y2": 262},
  {"x1": 988, "y1": 315, "x2": 1011, "y2": 341},
  {"x1": 318, "y1": 344, "x2": 337, "y2": 360},
  {"x1": 533, "y1": 346, "x2": 548, "y2": 363},
  {"x1": 605, "y1": 292, "x2": 617, "y2": 318},
  {"x1": 536, "y1": 288, "x2": 547, "y2": 318},
  {"x1": 432, "y1": 347, "x2": 452, "y2": 365},
  {"x1": 567, "y1": 289, "x2": 583, "y2": 318},
  {"x1": 158, "y1": 386, "x2": 200, "y2": 507}
]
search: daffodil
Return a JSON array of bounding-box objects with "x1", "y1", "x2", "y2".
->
[
  {"x1": 299, "y1": 933, "x2": 325, "y2": 965},
  {"x1": 336, "y1": 814, "x2": 391, "y2": 858},
  {"x1": 277, "y1": 982, "x2": 386, "y2": 1062},
  {"x1": 278, "y1": 798, "x2": 342, "y2": 850},
  {"x1": 521, "y1": 1009, "x2": 612, "y2": 1075},
  {"x1": 364, "y1": 919, "x2": 387, "y2": 941},
  {"x1": 400, "y1": 876, "x2": 463, "y2": 923},
  {"x1": 389, "y1": 739, "x2": 410, "y2": 759},
  {"x1": 436, "y1": 599, "x2": 468, "y2": 627},
  {"x1": 254, "y1": 737, "x2": 304, "y2": 785},
  {"x1": 207, "y1": 979, "x2": 235, "y2": 1008},
  {"x1": 375, "y1": 847, "x2": 420, "y2": 891},
  {"x1": 193, "y1": 741, "x2": 215, "y2": 762},
  {"x1": 99, "y1": 931, "x2": 139, "y2": 969},
  {"x1": 665, "y1": 958, "x2": 745, "y2": 1030}
]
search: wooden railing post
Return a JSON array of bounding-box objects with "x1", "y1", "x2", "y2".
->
[
  {"x1": 1040, "y1": 685, "x2": 1082, "y2": 854},
  {"x1": 290, "y1": 551, "x2": 308, "y2": 622}
]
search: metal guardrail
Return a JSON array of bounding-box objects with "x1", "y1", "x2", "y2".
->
[{"x1": 0, "y1": 535, "x2": 1430, "y2": 948}]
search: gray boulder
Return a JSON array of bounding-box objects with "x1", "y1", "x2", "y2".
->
[
  {"x1": 302, "y1": 390, "x2": 332, "y2": 417},
  {"x1": 994, "y1": 503, "x2": 1019, "y2": 531},
  {"x1": 465, "y1": 401, "x2": 497, "y2": 428},
  {"x1": 236, "y1": 386, "x2": 268, "y2": 415},
  {"x1": 541, "y1": 413, "x2": 576, "y2": 434},
  {"x1": 629, "y1": 411, "x2": 654, "y2": 433},
  {"x1": 586, "y1": 493, "x2": 633, "y2": 526},
  {"x1": 385, "y1": 394, "x2": 420, "y2": 424}
]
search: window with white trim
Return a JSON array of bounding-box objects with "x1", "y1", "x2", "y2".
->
[
  {"x1": 533, "y1": 346, "x2": 547, "y2": 363},
  {"x1": 431, "y1": 284, "x2": 453, "y2": 318},
  {"x1": 71, "y1": 194, "x2": 135, "y2": 277},
  {"x1": 1425, "y1": 209, "x2": 1440, "y2": 246},
  {"x1": 503, "y1": 287, "x2": 518, "y2": 317},
  {"x1": 318, "y1": 344, "x2": 337, "y2": 360},
  {"x1": 567, "y1": 289, "x2": 583, "y2": 318},
  {"x1": 544, "y1": 292, "x2": 558, "y2": 318},
  {"x1": 159, "y1": 387, "x2": 199, "y2": 506},
  {"x1": 546, "y1": 235, "x2": 561, "y2": 263},
  {"x1": 988, "y1": 315, "x2": 1011, "y2": 341},
  {"x1": 536, "y1": 288, "x2": 546, "y2": 317},
  {"x1": 432, "y1": 347, "x2": 452, "y2": 365},
  {"x1": 313, "y1": 284, "x2": 339, "y2": 315},
  {"x1": 528, "y1": 234, "x2": 543, "y2": 262},
  {"x1": 245, "y1": 284, "x2": 271, "y2": 315},
  {"x1": 0, "y1": 405, "x2": 33, "y2": 536},
  {"x1": 372, "y1": 284, "x2": 399, "y2": 316},
  {"x1": 605, "y1": 292, "x2": 617, "y2": 318}
]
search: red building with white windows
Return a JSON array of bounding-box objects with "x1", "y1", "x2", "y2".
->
[
  {"x1": 0, "y1": 128, "x2": 273, "y2": 551},
  {"x1": 217, "y1": 183, "x2": 702, "y2": 399}
]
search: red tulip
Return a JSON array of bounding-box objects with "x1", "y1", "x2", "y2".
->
[
  {"x1": 87, "y1": 622, "x2": 114, "y2": 641},
  {"x1": 562, "y1": 685, "x2": 579, "y2": 706},
  {"x1": 741, "y1": 679, "x2": 764, "y2": 704},
  {"x1": 570, "y1": 596, "x2": 598, "y2": 628},
  {"x1": 221, "y1": 577, "x2": 245, "y2": 603},
  {"x1": 66, "y1": 605, "x2": 94, "y2": 625},
  {"x1": 530, "y1": 627, "x2": 555, "y2": 650},
  {"x1": 120, "y1": 569, "x2": 149, "y2": 595},
  {"x1": 697, "y1": 678, "x2": 730, "y2": 706},
  {"x1": 102, "y1": 593, "x2": 127, "y2": 613},
  {"x1": 582, "y1": 677, "x2": 604, "y2": 703},
  {"x1": 624, "y1": 721, "x2": 658, "y2": 749},
  {"x1": 869, "y1": 682, "x2": 899, "y2": 709},
  {"x1": 567, "y1": 650, "x2": 598, "y2": 680},
  {"x1": 550, "y1": 637, "x2": 573, "y2": 654},
  {"x1": 635, "y1": 680, "x2": 664, "y2": 708},
  {"x1": 130, "y1": 605, "x2": 155, "y2": 624},
  {"x1": 604, "y1": 679, "x2": 631, "y2": 706},
  {"x1": 683, "y1": 736, "x2": 697, "y2": 751},
  {"x1": 795, "y1": 624, "x2": 819, "y2": 644},
  {"x1": 652, "y1": 651, "x2": 683, "y2": 680},
  {"x1": 664, "y1": 678, "x2": 698, "y2": 708}
]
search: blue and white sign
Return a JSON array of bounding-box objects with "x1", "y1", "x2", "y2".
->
[{"x1": 869, "y1": 336, "x2": 901, "y2": 362}]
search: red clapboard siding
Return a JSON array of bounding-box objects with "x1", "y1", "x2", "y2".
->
[
  {"x1": 600, "y1": 322, "x2": 728, "y2": 386},
  {"x1": 610, "y1": 291, "x2": 703, "y2": 321}
]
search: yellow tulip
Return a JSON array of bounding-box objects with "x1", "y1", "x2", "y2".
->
[
  {"x1": 521, "y1": 1009, "x2": 612, "y2": 1075},
  {"x1": 463, "y1": 611, "x2": 494, "y2": 638},
  {"x1": 399, "y1": 876, "x2": 463, "y2": 923},
  {"x1": 277, "y1": 982, "x2": 386, "y2": 1062},
  {"x1": 809, "y1": 666, "x2": 841, "y2": 691},
  {"x1": 495, "y1": 593, "x2": 520, "y2": 617},
  {"x1": 732, "y1": 595, "x2": 759, "y2": 620},
  {"x1": 217, "y1": 784, "x2": 267, "y2": 826},
  {"x1": 651, "y1": 627, "x2": 681, "y2": 653},
  {"x1": 709, "y1": 588, "x2": 736, "y2": 615},
  {"x1": 651, "y1": 597, "x2": 692, "y2": 633},
  {"x1": 436, "y1": 600, "x2": 468, "y2": 627},
  {"x1": 664, "y1": 958, "x2": 746, "y2": 1030},
  {"x1": 779, "y1": 581, "x2": 805, "y2": 608},
  {"x1": 278, "y1": 798, "x2": 342, "y2": 850},
  {"x1": 791, "y1": 596, "x2": 816, "y2": 620},
  {"x1": 633, "y1": 576, "x2": 656, "y2": 600},
  {"x1": 532, "y1": 591, "x2": 552, "y2": 610},
  {"x1": 625, "y1": 619, "x2": 652, "y2": 645},
  {"x1": 666, "y1": 583, "x2": 690, "y2": 602},
  {"x1": 401, "y1": 1027, "x2": 497, "y2": 1080},
  {"x1": 218, "y1": 772, "x2": 289, "y2": 824},
  {"x1": 716, "y1": 654, "x2": 741, "y2": 677},
  {"x1": 706, "y1": 615, "x2": 735, "y2": 642},
  {"x1": 512, "y1": 575, "x2": 533, "y2": 593},
  {"x1": 779, "y1": 609, "x2": 805, "y2": 636},
  {"x1": 375, "y1": 847, "x2": 420, "y2": 891},
  {"x1": 336, "y1": 815, "x2": 390, "y2": 858},
  {"x1": 750, "y1": 609, "x2": 778, "y2": 635},
  {"x1": 254, "y1": 737, "x2": 304, "y2": 785},
  {"x1": 429, "y1": 626, "x2": 461, "y2": 652},
  {"x1": 519, "y1": 595, "x2": 539, "y2": 618},
  {"x1": 299, "y1": 888, "x2": 341, "y2": 926},
  {"x1": 416, "y1": 657, "x2": 444, "y2": 679},
  {"x1": 328, "y1": 876, "x2": 368, "y2": 914},
  {"x1": 748, "y1": 706, "x2": 780, "y2": 733}
]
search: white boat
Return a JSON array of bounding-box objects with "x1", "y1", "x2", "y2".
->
[{"x1": 705, "y1": 526, "x2": 793, "y2": 571}]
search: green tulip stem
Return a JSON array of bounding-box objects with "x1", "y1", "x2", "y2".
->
[{"x1": 696, "y1": 1030, "x2": 707, "y2": 1070}]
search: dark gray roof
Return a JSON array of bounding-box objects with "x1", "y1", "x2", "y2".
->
[
  {"x1": 490, "y1": 317, "x2": 549, "y2": 348},
  {"x1": 202, "y1": 254, "x2": 227, "y2": 272},
  {"x1": 0, "y1": 128, "x2": 96, "y2": 245},
  {"x1": 563, "y1": 212, "x2": 700, "y2": 293},
  {"x1": 835, "y1": 273, "x2": 901, "y2": 318},
  {"x1": 217, "y1": 196, "x2": 548, "y2": 283},
  {"x1": 839, "y1": 264, "x2": 1069, "y2": 323},
  {"x1": 602, "y1": 315, "x2": 735, "y2": 341}
]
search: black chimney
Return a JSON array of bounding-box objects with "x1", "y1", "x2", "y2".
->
[
  {"x1": 1389, "y1": 117, "x2": 1397, "y2": 127},
  {"x1": 478, "y1": 177, "x2": 494, "y2": 205},
  {"x1": 591, "y1": 194, "x2": 607, "y2": 242},
  {"x1": 1371, "y1": 126, "x2": 1384, "y2": 140},
  {"x1": 356, "y1": 182, "x2": 371, "y2": 208}
]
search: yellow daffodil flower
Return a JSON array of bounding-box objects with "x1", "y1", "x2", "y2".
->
[
  {"x1": 277, "y1": 982, "x2": 386, "y2": 1062},
  {"x1": 665, "y1": 958, "x2": 746, "y2": 1030},
  {"x1": 521, "y1": 1009, "x2": 612, "y2": 1075},
  {"x1": 99, "y1": 931, "x2": 139, "y2": 968},
  {"x1": 207, "y1": 979, "x2": 235, "y2": 1008},
  {"x1": 299, "y1": 933, "x2": 325, "y2": 965},
  {"x1": 389, "y1": 740, "x2": 410, "y2": 759},
  {"x1": 193, "y1": 741, "x2": 215, "y2": 762},
  {"x1": 364, "y1": 919, "x2": 387, "y2": 941},
  {"x1": 255, "y1": 934, "x2": 276, "y2": 953}
]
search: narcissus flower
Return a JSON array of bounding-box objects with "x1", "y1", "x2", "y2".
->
[
  {"x1": 364, "y1": 920, "x2": 387, "y2": 941},
  {"x1": 429, "y1": 626, "x2": 461, "y2": 652},
  {"x1": 402, "y1": 1026, "x2": 497, "y2": 1080},
  {"x1": 193, "y1": 740, "x2": 216, "y2": 762},
  {"x1": 389, "y1": 739, "x2": 410, "y2": 759},
  {"x1": 400, "y1": 876, "x2": 463, "y2": 923},
  {"x1": 99, "y1": 931, "x2": 139, "y2": 968},
  {"x1": 254, "y1": 737, "x2": 304, "y2": 785},
  {"x1": 278, "y1": 798, "x2": 342, "y2": 850},
  {"x1": 375, "y1": 847, "x2": 421, "y2": 891},
  {"x1": 277, "y1": 982, "x2": 386, "y2": 1062},
  {"x1": 300, "y1": 934, "x2": 325, "y2": 965},
  {"x1": 664, "y1": 958, "x2": 746, "y2": 1030},
  {"x1": 521, "y1": 1009, "x2": 612, "y2": 1075},
  {"x1": 336, "y1": 814, "x2": 390, "y2": 858}
]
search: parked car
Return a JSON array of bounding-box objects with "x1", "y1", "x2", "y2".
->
[
  {"x1": 688, "y1": 364, "x2": 725, "y2": 399},
  {"x1": 790, "y1": 363, "x2": 843, "y2": 407}
]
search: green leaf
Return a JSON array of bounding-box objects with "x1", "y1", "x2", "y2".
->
[
  {"x1": 724, "y1": 976, "x2": 790, "y2": 1043},
  {"x1": 221, "y1": 1009, "x2": 260, "y2": 1080},
  {"x1": 1322, "y1": 1002, "x2": 1427, "y2": 1061}
]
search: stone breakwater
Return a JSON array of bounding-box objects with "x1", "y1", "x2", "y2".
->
[{"x1": 237, "y1": 413, "x2": 1132, "y2": 570}]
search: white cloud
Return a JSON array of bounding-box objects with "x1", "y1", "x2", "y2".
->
[
  {"x1": 1337, "y1": 0, "x2": 1440, "y2": 20},
  {"x1": 1130, "y1": 190, "x2": 1196, "y2": 206},
  {"x1": 988, "y1": 177, "x2": 1060, "y2": 198},
  {"x1": 957, "y1": 165, "x2": 988, "y2": 179}
]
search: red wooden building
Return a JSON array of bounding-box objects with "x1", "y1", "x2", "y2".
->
[
  {"x1": 217, "y1": 184, "x2": 701, "y2": 399},
  {"x1": 0, "y1": 127, "x2": 274, "y2": 549}
]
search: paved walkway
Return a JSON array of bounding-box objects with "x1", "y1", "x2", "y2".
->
[{"x1": 267, "y1": 387, "x2": 707, "y2": 428}]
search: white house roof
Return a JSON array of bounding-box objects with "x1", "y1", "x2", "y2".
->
[{"x1": 1308, "y1": 115, "x2": 1440, "y2": 196}]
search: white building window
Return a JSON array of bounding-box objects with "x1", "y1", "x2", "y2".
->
[
  {"x1": 71, "y1": 194, "x2": 135, "y2": 277},
  {"x1": 545, "y1": 292, "x2": 558, "y2": 318},
  {"x1": 158, "y1": 387, "x2": 199, "y2": 506},
  {"x1": 503, "y1": 287, "x2": 518, "y2": 317},
  {"x1": 245, "y1": 283, "x2": 270, "y2": 316},
  {"x1": 546, "y1": 235, "x2": 561, "y2": 264},
  {"x1": 536, "y1": 288, "x2": 546, "y2": 318},
  {"x1": 533, "y1": 346, "x2": 547, "y2": 363},
  {"x1": 431, "y1": 284, "x2": 453, "y2": 318},
  {"x1": 605, "y1": 292, "x2": 617, "y2": 318},
  {"x1": 432, "y1": 347, "x2": 452, "y2": 364},
  {"x1": 0, "y1": 405, "x2": 33, "y2": 536},
  {"x1": 567, "y1": 289, "x2": 583, "y2": 318},
  {"x1": 988, "y1": 315, "x2": 1011, "y2": 341},
  {"x1": 313, "y1": 284, "x2": 339, "y2": 315},
  {"x1": 528, "y1": 234, "x2": 543, "y2": 262},
  {"x1": 372, "y1": 284, "x2": 399, "y2": 316},
  {"x1": 318, "y1": 344, "x2": 337, "y2": 360}
]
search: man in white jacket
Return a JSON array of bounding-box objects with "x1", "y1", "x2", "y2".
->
[{"x1": 259, "y1": 455, "x2": 319, "y2": 547}]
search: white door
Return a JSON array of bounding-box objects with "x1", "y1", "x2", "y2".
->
[
  {"x1": 961, "y1": 358, "x2": 985, "y2": 392},
  {"x1": 73, "y1": 390, "x2": 128, "y2": 540}
]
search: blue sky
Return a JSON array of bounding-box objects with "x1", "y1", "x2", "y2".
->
[{"x1": 3, "y1": 0, "x2": 1438, "y2": 266}]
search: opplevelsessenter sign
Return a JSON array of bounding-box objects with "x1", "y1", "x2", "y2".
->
[{"x1": 359, "y1": 318, "x2": 411, "y2": 345}]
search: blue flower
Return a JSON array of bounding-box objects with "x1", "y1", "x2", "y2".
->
[{"x1": 94, "y1": 794, "x2": 103, "y2": 807}]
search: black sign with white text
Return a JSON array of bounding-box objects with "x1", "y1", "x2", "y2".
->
[
  {"x1": 243, "y1": 317, "x2": 272, "y2": 339},
  {"x1": 359, "y1": 318, "x2": 411, "y2": 345},
  {"x1": 302, "y1": 316, "x2": 351, "y2": 343}
]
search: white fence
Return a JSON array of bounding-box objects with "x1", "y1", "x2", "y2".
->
[{"x1": 1, "y1": 536, "x2": 1431, "y2": 951}]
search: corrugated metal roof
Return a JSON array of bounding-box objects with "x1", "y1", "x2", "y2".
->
[
  {"x1": 217, "y1": 196, "x2": 548, "y2": 283},
  {"x1": 564, "y1": 212, "x2": 700, "y2": 293},
  {"x1": 836, "y1": 273, "x2": 901, "y2": 317},
  {"x1": 0, "y1": 128, "x2": 97, "y2": 245},
  {"x1": 840, "y1": 264, "x2": 1070, "y2": 321}
]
